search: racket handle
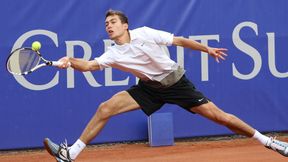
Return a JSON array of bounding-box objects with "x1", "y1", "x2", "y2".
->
[
  {"x1": 51, "y1": 61, "x2": 62, "y2": 66},
  {"x1": 51, "y1": 61, "x2": 71, "y2": 67}
]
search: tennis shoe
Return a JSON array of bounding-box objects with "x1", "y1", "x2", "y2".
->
[
  {"x1": 44, "y1": 138, "x2": 73, "y2": 162},
  {"x1": 266, "y1": 137, "x2": 288, "y2": 157}
]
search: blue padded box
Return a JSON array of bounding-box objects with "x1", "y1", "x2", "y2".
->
[{"x1": 148, "y1": 113, "x2": 174, "y2": 147}]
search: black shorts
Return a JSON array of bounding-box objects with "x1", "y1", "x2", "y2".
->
[{"x1": 126, "y1": 75, "x2": 209, "y2": 116}]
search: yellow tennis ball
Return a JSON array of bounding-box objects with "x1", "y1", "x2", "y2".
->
[{"x1": 32, "y1": 41, "x2": 41, "y2": 51}]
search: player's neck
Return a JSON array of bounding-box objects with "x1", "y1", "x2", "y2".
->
[{"x1": 114, "y1": 31, "x2": 130, "y2": 45}]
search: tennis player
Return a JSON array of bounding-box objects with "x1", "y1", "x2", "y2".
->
[{"x1": 44, "y1": 10, "x2": 288, "y2": 161}]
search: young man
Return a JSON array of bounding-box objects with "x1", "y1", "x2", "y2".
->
[{"x1": 44, "y1": 10, "x2": 288, "y2": 161}]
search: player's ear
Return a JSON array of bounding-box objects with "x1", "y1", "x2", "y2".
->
[{"x1": 123, "y1": 23, "x2": 128, "y2": 30}]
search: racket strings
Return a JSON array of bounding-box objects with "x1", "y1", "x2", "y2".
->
[{"x1": 7, "y1": 49, "x2": 40, "y2": 74}]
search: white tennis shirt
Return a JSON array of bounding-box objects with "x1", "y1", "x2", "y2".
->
[{"x1": 95, "y1": 26, "x2": 178, "y2": 81}]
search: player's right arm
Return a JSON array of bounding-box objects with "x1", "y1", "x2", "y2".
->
[{"x1": 57, "y1": 57, "x2": 100, "y2": 71}]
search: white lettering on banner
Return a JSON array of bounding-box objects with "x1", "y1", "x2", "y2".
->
[
  {"x1": 66, "y1": 41, "x2": 102, "y2": 88},
  {"x1": 177, "y1": 46, "x2": 184, "y2": 68},
  {"x1": 267, "y1": 33, "x2": 288, "y2": 78},
  {"x1": 232, "y1": 21, "x2": 262, "y2": 80},
  {"x1": 11, "y1": 21, "x2": 287, "y2": 90},
  {"x1": 189, "y1": 35, "x2": 220, "y2": 81},
  {"x1": 12, "y1": 30, "x2": 59, "y2": 90}
]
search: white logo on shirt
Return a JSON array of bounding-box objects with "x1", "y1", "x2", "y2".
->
[{"x1": 198, "y1": 98, "x2": 204, "y2": 102}]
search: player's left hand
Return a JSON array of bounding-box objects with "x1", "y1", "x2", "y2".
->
[{"x1": 207, "y1": 47, "x2": 228, "y2": 63}]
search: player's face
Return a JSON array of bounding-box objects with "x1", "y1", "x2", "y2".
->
[{"x1": 105, "y1": 15, "x2": 128, "y2": 40}]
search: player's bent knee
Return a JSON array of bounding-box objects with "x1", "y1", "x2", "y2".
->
[{"x1": 97, "y1": 102, "x2": 115, "y2": 120}]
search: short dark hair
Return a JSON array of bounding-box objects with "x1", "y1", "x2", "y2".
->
[{"x1": 105, "y1": 9, "x2": 128, "y2": 24}]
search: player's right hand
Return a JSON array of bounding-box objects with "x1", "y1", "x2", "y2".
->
[{"x1": 57, "y1": 57, "x2": 71, "y2": 69}]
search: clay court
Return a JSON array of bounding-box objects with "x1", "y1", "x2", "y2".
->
[{"x1": 1, "y1": 135, "x2": 287, "y2": 162}]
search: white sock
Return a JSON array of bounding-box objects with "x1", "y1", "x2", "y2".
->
[
  {"x1": 69, "y1": 139, "x2": 86, "y2": 160},
  {"x1": 252, "y1": 130, "x2": 271, "y2": 146}
]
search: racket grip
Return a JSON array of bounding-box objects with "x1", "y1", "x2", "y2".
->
[
  {"x1": 51, "y1": 61, "x2": 63, "y2": 66},
  {"x1": 52, "y1": 61, "x2": 71, "y2": 67}
]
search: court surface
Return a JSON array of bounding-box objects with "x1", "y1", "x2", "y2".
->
[{"x1": 0, "y1": 136, "x2": 287, "y2": 162}]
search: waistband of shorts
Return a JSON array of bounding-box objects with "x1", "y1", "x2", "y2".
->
[{"x1": 140, "y1": 66, "x2": 185, "y2": 88}]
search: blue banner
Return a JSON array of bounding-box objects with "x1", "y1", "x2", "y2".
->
[{"x1": 1, "y1": 0, "x2": 288, "y2": 149}]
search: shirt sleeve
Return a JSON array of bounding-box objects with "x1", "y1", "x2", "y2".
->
[
  {"x1": 94, "y1": 51, "x2": 114, "y2": 70},
  {"x1": 142, "y1": 26, "x2": 174, "y2": 46}
]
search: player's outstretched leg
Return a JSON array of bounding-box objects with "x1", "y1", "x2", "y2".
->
[
  {"x1": 191, "y1": 102, "x2": 288, "y2": 157},
  {"x1": 43, "y1": 138, "x2": 73, "y2": 162},
  {"x1": 266, "y1": 137, "x2": 288, "y2": 157},
  {"x1": 43, "y1": 91, "x2": 140, "y2": 161}
]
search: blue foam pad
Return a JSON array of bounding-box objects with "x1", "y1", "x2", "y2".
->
[{"x1": 148, "y1": 113, "x2": 174, "y2": 147}]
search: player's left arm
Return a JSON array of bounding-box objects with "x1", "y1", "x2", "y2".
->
[{"x1": 172, "y1": 36, "x2": 228, "y2": 63}]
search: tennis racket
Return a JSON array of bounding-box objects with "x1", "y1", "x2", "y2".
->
[{"x1": 6, "y1": 47, "x2": 64, "y2": 75}]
